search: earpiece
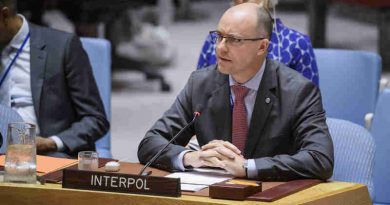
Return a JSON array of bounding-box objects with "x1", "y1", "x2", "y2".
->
[
  {"x1": 269, "y1": 0, "x2": 279, "y2": 8},
  {"x1": 272, "y1": 2, "x2": 281, "y2": 61}
]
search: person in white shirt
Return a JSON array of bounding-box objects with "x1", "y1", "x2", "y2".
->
[{"x1": 0, "y1": 0, "x2": 109, "y2": 158}]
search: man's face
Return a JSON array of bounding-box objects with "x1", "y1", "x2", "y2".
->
[{"x1": 216, "y1": 10, "x2": 265, "y2": 78}]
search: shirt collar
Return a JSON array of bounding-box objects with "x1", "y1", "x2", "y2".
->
[
  {"x1": 229, "y1": 59, "x2": 266, "y2": 91},
  {"x1": 8, "y1": 14, "x2": 29, "y2": 49}
]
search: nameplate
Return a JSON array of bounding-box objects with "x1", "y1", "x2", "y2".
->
[{"x1": 62, "y1": 168, "x2": 181, "y2": 197}]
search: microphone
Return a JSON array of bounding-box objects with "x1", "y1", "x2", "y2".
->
[{"x1": 138, "y1": 105, "x2": 203, "y2": 176}]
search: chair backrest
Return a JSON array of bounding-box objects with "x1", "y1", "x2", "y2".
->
[
  {"x1": 0, "y1": 105, "x2": 24, "y2": 153},
  {"x1": 371, "y1": 89, "x2": 390, "y2": 205},
  {"x1": 327, "y1": 118, "x2": 375, "y2": 198},
  {"x1": 80, "y1": 37, "x2": 112, "y2": 158},
  {"x1": 315, "y1": 49, "x2": 381, "y2": 126}
]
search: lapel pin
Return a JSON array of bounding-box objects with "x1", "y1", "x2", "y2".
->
[{"x1": 265, "y1": 97, "x2": 271, "y2": 104}]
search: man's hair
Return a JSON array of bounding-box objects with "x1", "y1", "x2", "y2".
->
[
  {"x1": 234, "y1": 0, "x2": 278, "y2": 10},
  {"x1": 0, "y1": 0, "x2": 17, "y2": 13},
  {"x1": 256, "y1": 6, "x2": 273, "y2": 39}
]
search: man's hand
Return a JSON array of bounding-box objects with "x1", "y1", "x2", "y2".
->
[
  {"x1": 183, "y1": 150, "x2": 203, "y2": 168},
  {"x1": 36, "y1": 136, "x2": 57, "y2": 153},
  {"x1": 183, "y1": 148, "x2": 232, "y2": 168},
  {"x1": 184, "y1": 140, "x2": 239, "y2": 168},
  {"x1": 201, "y1": 140, "x2": 242, "y2": 158},
  {"x1": 184, "y1": 140, "x2": 247, "y2": 177},
  {"x1": 221, "y1": 153, "x2": 246, "y2": 177},
  {"x1": 201, "y1": 140, "x2": 246, "y2": 177}
]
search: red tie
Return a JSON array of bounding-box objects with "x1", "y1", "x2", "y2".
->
[{"x1": 232, "y1": 85, "x2": 250, "y2": 152}]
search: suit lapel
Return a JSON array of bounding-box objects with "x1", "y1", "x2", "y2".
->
[
  {"x1": 245, "y1": 60, "x2": 278, "y2": 158},
  {"x1": 209, "y1": 70, "x2": 232, "y2": 142},
  {"x1": 29, "y1": 24, "x2": 47, "y2": 117}
]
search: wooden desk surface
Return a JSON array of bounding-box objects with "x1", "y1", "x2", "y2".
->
[{"x1": 0, "y1": 181, "x2": 371, "y2": 205}]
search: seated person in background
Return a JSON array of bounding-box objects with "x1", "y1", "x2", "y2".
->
[
  {"x1": 197, "y1": 0, "x2": 319, "y2": 86},
  {"x1": 138, "y1": 3, "x2": 333, "y2": 180},
  {"x1": 0, "y1": 0, "x2": 109, "y2": 158}
]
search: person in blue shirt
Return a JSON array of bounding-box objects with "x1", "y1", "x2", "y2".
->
[{"x1": 197, "y1": 0, "x2": 319, "y2": 85}]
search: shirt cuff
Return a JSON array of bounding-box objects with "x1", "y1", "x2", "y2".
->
[
  {"x1": 174, "y1": 150, "x2": 192, "y2": 171},
  {"x1": 49, "y1": 136, "x2": 65, "y2": 152},
  {"x1": 247, "y1": 159, "x2": 257, "y2": 179}
]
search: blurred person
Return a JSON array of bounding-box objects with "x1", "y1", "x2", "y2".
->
[
  {"x1": 0, "y1": 0, "x2": 109, "y2": 158},
  {"x1": 197, "y1": 0, "x2": 319, "y2": 85},
  {"x1": 138, "y1": 3, "x2": 333, "y2": 180}
]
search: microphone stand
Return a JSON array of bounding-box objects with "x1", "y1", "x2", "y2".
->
[{"x1": 138, "y1": 112, "x2": 200, "y2": 176}]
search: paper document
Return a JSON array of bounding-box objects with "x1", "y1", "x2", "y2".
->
[
  {"x1": 36, "y1": 155, "x2": 78, "y2": 173},
  {"x1": 181, "y1": 184, "x2": 208, "y2": 192},
  {"x1": 193, "y1": 167, "x2": 230, "y2": 175},
  {"x1": 166, "y1": 169, "x2": 233, "y2": 192}
]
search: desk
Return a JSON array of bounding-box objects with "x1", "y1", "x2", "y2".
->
[{"x1": 0, "y1": 181, "x2": 371, "y2": 205}]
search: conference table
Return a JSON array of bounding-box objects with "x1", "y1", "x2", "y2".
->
[{"x1": 0, "y1": 162, "x2": 372, "y2": 205}]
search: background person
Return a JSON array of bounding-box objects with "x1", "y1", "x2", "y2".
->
[{"x1": 0, "y1": 0, "x2": 109, "y2": 158}]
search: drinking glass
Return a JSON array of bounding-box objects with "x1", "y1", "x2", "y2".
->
[
  {"x1": 78, "y1": 151, "x2": 99, "y2": 171},
  {"x1": 4, "y1": 122, "x2": 37, "y2": 184}
]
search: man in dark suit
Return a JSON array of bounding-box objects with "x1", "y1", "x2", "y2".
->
[
  {"x1": 0, "y1": 0, "x2": 109, "y2": 158},
  {"x1": 138, "y1": 3, "x2": 333, "y2": 180}
]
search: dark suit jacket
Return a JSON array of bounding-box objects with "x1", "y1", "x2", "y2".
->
[
  {"x1": 138, "y1": 59, "x2": 334, "y2": 181},
  {"x1": 29, "y1": 24, "x2": 109, "y2": 157}
]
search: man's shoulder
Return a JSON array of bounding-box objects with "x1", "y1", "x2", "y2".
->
[
  {"x1": 187, "y1": 65, "x2": 227, "y2": 94},
  {"x1": 268, "y1": 59, "x2": 316, "y2": 90},
  {"x1": 29, "y1": 23, "x2": 75, "y2": 44},
  {"x1": 191, "y1": 65, "x2": 222, "y2": 80}
]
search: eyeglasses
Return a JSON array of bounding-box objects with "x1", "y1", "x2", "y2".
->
[{"x1": 209, "y1": 30, "x2": 265, "y2": 46}]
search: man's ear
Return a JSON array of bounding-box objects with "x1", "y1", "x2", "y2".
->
[{"x1": 257, "y1": 39, "x2": 269, "y2": 55}]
